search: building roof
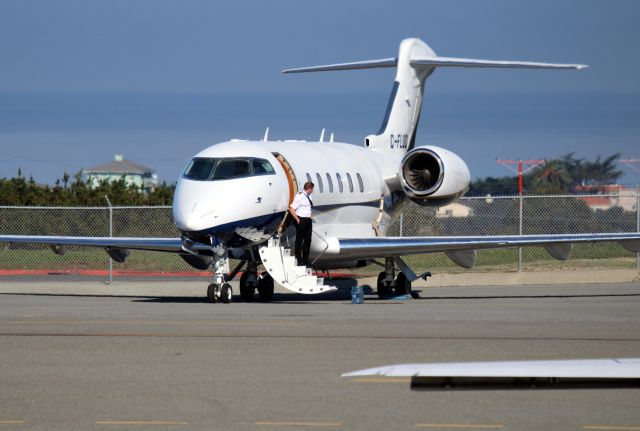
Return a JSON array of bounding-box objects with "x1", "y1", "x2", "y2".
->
[
  {"x1": 84, "y1": 155, "x2": 154, "y2": 175},
  {"x1": 579, "y1": 196, "x2": 612, "y2": 208}
]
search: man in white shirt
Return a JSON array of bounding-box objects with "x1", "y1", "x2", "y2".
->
[{"x1": 289, "y1": 181, "x2": 314, "y2": 266}]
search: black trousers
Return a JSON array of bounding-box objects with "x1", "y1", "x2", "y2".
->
[{"x1": 294, "y1": 217, "x2": 312, "y2": 265}]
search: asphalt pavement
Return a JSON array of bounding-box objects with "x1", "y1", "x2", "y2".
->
[{"x1": 1, "y1": 281, "x2": 639, "y2": 431}]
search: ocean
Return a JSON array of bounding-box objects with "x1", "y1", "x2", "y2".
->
[{"x1": 0, "y1": 92, "x2": 638, "y2": 186}]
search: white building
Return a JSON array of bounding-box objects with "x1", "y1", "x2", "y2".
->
[
  {"x1": 83, "y1": 155, "x2": 158, "y2": 193},
  {"x1": 436, "y1": 202, "x2": 474, "y2": 218}
]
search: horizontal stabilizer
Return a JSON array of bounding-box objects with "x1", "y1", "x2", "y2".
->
[
  {"x1": 283, "y1": 57, "x2": 587, "y2": 74},
  {"x1": 411, "y1": 56, "x2": 587, "y2": 70},
  {"x1": 282, "y1": 58, "x2": 397, "y2": 73}
]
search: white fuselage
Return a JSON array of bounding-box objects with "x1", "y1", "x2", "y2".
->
[{"x1": 172, "y1": 140, "x2": 405, "y2": 263}]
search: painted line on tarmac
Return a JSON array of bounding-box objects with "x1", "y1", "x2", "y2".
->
[
  {"x1": 350, "y1": 377, "x2": 410, "y2": 383},
  {"x1": 1, "y1": 332, "x2": 639, "y2": 342},
  {"x1": 2, "y1": 319, "x2": 307, "y2": 326},
  {"x1": 255, "y1": 421, "x2": 341, "y2": 427},
  {"x1": 96, "y1": 420, "x2": 188, "y2": 426},
  {"x1": 0, "y1": 420, "x2": 26, "y2": 425},
  {"x1": 415, "y1": 424, "x2": 504, "y2": 429},
  {"x1": 583, "y1": 426, "x2": 640, "y2": 430}
]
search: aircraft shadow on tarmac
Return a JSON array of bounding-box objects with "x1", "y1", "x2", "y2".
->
[{"x1": 3, "y1": 275, "x2": 639, "y2": 304}]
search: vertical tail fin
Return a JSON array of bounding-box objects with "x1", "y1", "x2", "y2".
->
[
  {"x1": 364, "y1": 38, "x2": 435, "y2": 157},
  {"x1": 283, "y1": 38, "x2": 586, "y2": 158}
]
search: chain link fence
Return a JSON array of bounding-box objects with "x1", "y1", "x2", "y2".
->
[{"x1": 0, "y1": 193, "x2": 638, "y2": 284}]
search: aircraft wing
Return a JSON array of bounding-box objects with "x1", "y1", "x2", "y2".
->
[
  {"x1": 0, "y1": 235, "x2": 207, "y2": 254},
  {"x1": 343, "y1": 358, "x2": 640, "y2": 390},
  {"x1": 336, "y1": 233, "x2": 640, "y2": 266}
]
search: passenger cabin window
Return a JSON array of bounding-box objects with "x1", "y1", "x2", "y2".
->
[
  {"x1": 356, "y1": 173, "x2": 364, "y2": 192},
  {"x1": 316, "y1": 173, "x2": 324, "y2": 193},
  {"x1": 336, "y1": 173, "x2": 343, "y2": 193},
  {"x1": 183, "y1": 157, "x2": 274, "y2": 181},
  {"x1": 305, "y1": 173, "x2": 312, "y2": 185},
  {"x1": 346, "y1": 173, "x2": 354, "y2": 193},
  {"x1": 326, "y1": 173, "x2": 333, "y2": 193}
]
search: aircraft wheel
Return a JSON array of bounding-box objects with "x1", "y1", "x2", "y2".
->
[
  {"x1": 257, "y1": 272, "x2": 274, "y2": 302},
  {"x1": 239, "y1": 272, "x2": 255, "y2": 302},
  {"x1": 221, "y1": 283, "x2": 233, "y2": 304},
  {"x1": 207, "y1": 283, "x2": 219, "y2": 303},
  {"x1": 377, "y1": 271, "x2": 391, "y2": 298},
  {"x1": 394, "y1": 272, "x2": 411, "y2": 296}
]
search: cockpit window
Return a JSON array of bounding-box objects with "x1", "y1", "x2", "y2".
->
[
  {"x1": 252, "y1": 159, "x2": 275, "y2": 175},
  {"x1": 183, "y1": 157, "x2": 275, "y2": 181},
  {"x1": 183, "y1": 158, "x2": 217, "y2": 180},
  {"x1": 212, "y1": 159, "x2": 250, "y2": 180}
]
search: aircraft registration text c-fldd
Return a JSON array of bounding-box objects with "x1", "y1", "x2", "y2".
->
[{"x1": 2, "y1": 38, "x2": 639, "y2": 303}]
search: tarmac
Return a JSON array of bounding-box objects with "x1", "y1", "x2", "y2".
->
[{"x1": 1, "y1": 278, "x2": 639, "y2": 430}]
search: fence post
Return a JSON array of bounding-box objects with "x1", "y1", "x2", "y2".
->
[
  {"x1": 399, "y1": 212, "x2": 403, "y2": 236},
  {"x1": 518, "y1": 194, "x2": 523, "y2": 272},
  {"x1": 105, "y1": 196, "x2": 113, "y2": 285}
]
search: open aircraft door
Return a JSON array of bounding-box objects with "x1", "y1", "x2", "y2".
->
[{"x1": 273, "y1": 152, "x2": 298, "y2": 229}]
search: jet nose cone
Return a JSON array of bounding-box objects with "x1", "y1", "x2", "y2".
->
[
  {"x1": 174, "y1": 199, "x2": 213, "y2": 232},
  {"x1": 173, "y1": 180, "x2": 214, "y2": 232}
]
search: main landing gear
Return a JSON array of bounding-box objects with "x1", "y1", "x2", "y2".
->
[
  {"x1": 239, "y1": 263, "x2": 258, "y2": 302},
  {"x1": 257, "y1": 271, "x2": 274, "y2": 302},
  {"x1": 376, "y1": 257, "x2": 412, "y2": 298}
]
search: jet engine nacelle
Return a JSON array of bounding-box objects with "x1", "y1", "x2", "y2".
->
[{"x1": 399, "y1": 145, "x2": 470, "y2": 207}]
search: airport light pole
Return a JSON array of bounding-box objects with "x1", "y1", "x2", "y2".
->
[
  {"x1": 619, "y1": 159, "x2": 640, "y2": 270},
  {"x1": 495, "y1": 159, "x2": 544, "y2": 196},
  {"x1": 496, "y1": 159, "x2": 544, "y2": 272},
  {"x1": 105, "y1": 195, "x2": 113, "y2": 285}
]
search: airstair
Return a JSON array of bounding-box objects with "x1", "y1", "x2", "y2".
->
[{"x1": 258, "y1": 237, "x2": 336, "y2": 294}]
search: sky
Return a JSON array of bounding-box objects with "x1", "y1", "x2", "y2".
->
[
  {"x1": 1, "y1": 0, "x2": 640, "y2": 94},
  {"x1": 0, "y1": 0, "x2": 639, "y2": 185}
]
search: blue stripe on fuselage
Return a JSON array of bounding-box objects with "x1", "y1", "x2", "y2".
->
[{"x1": 186, "y1": 199, "x2": 381, "y2": 247}]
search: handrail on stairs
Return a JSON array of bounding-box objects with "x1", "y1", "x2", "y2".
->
[
  {"x1": 311, "y1": 228, "x2": 329, "y2": 266},
  {"x1": 270, "y1": 220, "x2": 329, "y2": 278}
]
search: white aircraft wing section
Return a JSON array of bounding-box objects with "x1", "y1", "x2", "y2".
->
[
  {"x1": 343, "y1": 358, "x2": 640, "y2": 390},
  {"x1": 282, "y1": 57, "x2": 397, "y2": 73},
  {"x1": 336, "y1": 233, "x2": 640, "y2": 262},
  {"x1": 0, "y1": 235, "x2": 199, "y2": 253},
  {"x1": 282, "y1": 57, "x2": 586, "y2": 74},
  {"x1": 410, "y1": 57, "x2": 587, "y2": 70}
]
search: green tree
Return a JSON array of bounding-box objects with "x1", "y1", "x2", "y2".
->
[{"x1": 529, "y1": 160, "x2": 571, "y2": 194}]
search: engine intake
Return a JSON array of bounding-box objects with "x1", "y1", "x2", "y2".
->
[
  {"x1": 399, "y1": 146, "x2": 470, "y2": 206},
  {"x1": 401, "y1": 148, "x2": 444, "y2": 197}
]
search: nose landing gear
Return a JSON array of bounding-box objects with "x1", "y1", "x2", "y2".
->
[
  {"x1": 206, "y1": 246, "x2": 233, "y2": 304},
  {"x1": 207, "y1": 282, "x2": 233, "y2": 304}
]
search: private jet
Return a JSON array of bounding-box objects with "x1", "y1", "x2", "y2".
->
[{"x1": 2, "y1": 38, "x2": 639, "y2": 303}]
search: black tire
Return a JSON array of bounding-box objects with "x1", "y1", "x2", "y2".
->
[
  {"x1": 207, "y1": 283, "x2": 218, "y2": 303},
  {"x1": 239, "y1": 272, "x2": 255, "y2": 302},
  {"x1": 221, "y1": 283, "x2": 233, "y2": 304},
  {"x1": 257, "y1": 272, "x2": 274, "y2": 302},
  {"x1": 394, "y1": 272, "x2": 411, "y2": 296},
  {"x1": 377, "y1": 271, "x2": 391, "y2": 298}
]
